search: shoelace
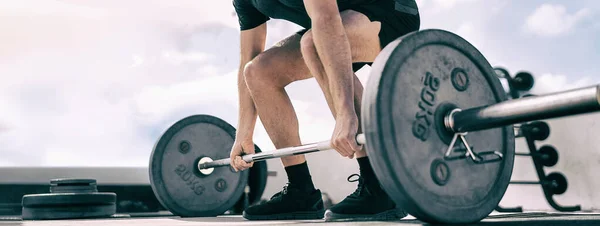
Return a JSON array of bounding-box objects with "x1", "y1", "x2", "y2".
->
[
  {"x1": 270, "y1": 183, "x2": 290, "y2": 200},
  {"x1": 347, "y1": 174, "x2": 370, "y2": 197}
]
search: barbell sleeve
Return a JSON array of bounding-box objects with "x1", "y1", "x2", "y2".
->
[
  {"x1": 449, "y1": 85, "x2": 600, "y2": 133},
  {"x1": 198, "y1": 134, "x2": 367, "y2": 170}
]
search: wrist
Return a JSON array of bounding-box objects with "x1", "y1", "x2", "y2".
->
[
  {"x1": 236, "y1": 132, "x2": 252, "y2": 139},
  {"x1": 235, "y1": 130, "x2": 253, "y2": 141},
  {"x1": 337, "y1": 107, "x2": 357, "y2": 120}
]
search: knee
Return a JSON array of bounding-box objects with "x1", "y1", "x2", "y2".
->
[
  {"x1": 299, "y1": 31, "x2": 316, "y2": 57},
  {"x1": 243, "y1": 55, "x2": 281, "y2": 90},
  {"x1": 299, "y1": 31, "x2": 326, "y2": 81},
  {"x1": 243, "y1": 60, "x2": 264, "y2": 90}
]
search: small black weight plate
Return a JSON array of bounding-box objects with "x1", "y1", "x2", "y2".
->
[
  {"x1": 50, "y1": 178, "x2": 98, "y2": 193},
  {"x1": 21, "y1": 193, "x2": 116, "y2": 220},
  {"x1": 363, "y1": 29, "x2": 515, "y2": 224},
  {"x1": 22, "y1": 204, "x2": 115, "y2": 220},
  {"x1": 22, "y1": 193, "x2": 116, "y2": 207},
  {"x1": 231, "y1": 148, "x2": 268, "y2": 213},
  {"x1": 50, "y1": 178, "x2": 96, "y2": 185},
  {"x1": 149, "y1": 115, "x2": 248, "y2": 217},
  {"x1": 246, "y1": 156, "x2": 268, "y2": 205},
  {"x1": 232, "y1": 144, "x2": 268, "y2": 211}
]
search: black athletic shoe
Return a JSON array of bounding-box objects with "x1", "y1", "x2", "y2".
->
[
  {"x1": 243, "y1": 183, "x2": 325, "y2": 220},
  {"x1": 324, "y1": 174, "x2": 407, "y2": 221}
]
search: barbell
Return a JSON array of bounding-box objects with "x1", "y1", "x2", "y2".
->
[{"x1": 148, "y1": 29, "x2": 600, "y2": 224}]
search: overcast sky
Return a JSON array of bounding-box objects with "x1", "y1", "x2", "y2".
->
[{"x1": 0, "y1": 0, "x2": 599, "y2": 167}]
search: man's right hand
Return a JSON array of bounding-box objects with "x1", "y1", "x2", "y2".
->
[
  {"x1": 229, "y1": 137, "x2": 256, "y2": 172},
  {"x1": 331, "y1": 112, "x2": 363, "y2": 159}
]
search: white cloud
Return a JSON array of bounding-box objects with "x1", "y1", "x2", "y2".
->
[
  {"x1": 530, "y1": 73, "x2": 597, "y2": 94},
  {"x1": 134, "y1": 70, "x2": 239, "y2": 125},
  {"x1": 0, "y1": 0, "x2": 106, "y2": 18},
  {"x1": 0, "y1": 0, "x2": 246, "y2": 167},
  {"x1": 433, "y1": 0, "x2": 479, "y2": 10},
  {"x1": 421, "y1": 0, "x2": 481, "y2": 13},
  {"x1": 161, "y1": 51, "x2": 213, "y2": 66},
  {"x1": 524, "y1": 4, "x2": 591, "y2": 37},
  {"x1": 0, "y1": 0, "x2": 321, "y2": 167},
  {"x1": 0, "y1": 123, "x2": 10, "y2": 137},
  {"x1": 455, "y1": 22, "x2": 488, "y2": 51}
]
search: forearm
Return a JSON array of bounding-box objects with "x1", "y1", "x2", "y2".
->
[
  {"x1": 236, "y1": 63, "x2": 258, "y2": 138},
  {"x1": 235, "y1": 24, "x2": 266, "y2": 138},
  {"x1": 311, "y1": 14, "x2": 356, "y2": 117}
]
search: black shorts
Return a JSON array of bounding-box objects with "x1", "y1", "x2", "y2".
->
[{"x1": 297, "y1": 0, "x2": 421, "y2": 71}]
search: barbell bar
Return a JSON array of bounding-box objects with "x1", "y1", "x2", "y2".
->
[{"x1": 198, "y1": 85, "x2": 600, "y2": 171}]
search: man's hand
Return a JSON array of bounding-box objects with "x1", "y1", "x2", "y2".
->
[
  {"x1": 331, "y1": 112, "x2": 363, "y2": 159},
  {"x1": 230, "y1": 137, "x2": 255, "y2": 172}
]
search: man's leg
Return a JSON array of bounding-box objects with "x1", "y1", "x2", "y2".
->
[
  {"x1": 244, "y1": 34, "x2": 311, "y2": 167},
  {"x1": 242, "y1": 33, "x2": 324, "y2": 220},
  {"x1": 299, "y1": 10, "x2": 406, "y2": 221}
]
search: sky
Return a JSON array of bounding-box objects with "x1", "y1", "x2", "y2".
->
[{"x1": 1, "y1": 0, "x2": 600, "y2": 208}]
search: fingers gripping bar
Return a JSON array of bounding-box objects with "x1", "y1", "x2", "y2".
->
[{"x1": 197, "y1": 134, "x2": 367, "y2": 170}]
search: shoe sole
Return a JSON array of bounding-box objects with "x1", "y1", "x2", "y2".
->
[
  {"x1": 243, "y1": 210, "x2": 325, "y2": 220},
  {"x1": 324, "y1": 208, "x2": 407, "y2": 222}
]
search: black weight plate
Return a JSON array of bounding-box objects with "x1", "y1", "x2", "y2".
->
[
  {"x1": 22, "y1": 204, "x2": 115, "y2": 220},
  {"x1": 50, "y1": 178, "x2": 97, "y2": 185},
  {"x1": 50, "y1": 185, "x2": 98, "y2": 194},
  {"x1": 22, "y1": 193, "x2": 116, "y2": 207},
  {"x1": 247, "y1": 156, "x2": 268, "y2": 205},
  {"x1": 231, "y1": 149, "x2": 268, "y2": 213},
  {"x1": 149, "y1": 115, "x2": 248, "y2": 217},
  {"x1": 363, "y1": 29, "x2": 515, "y2": 224},
  {"x1": 50, "y1": 186, "x2": 98, "y2": 194},
  {"x1": 50, "y1": 178, "x2": 98, "y2": 193}
]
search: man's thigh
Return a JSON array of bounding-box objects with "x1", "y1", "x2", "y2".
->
[
  {"x1": 349, "y1": 0, "x2": 421, "y2": 51},
  {"x1": 300, "y1": 10, "x2": 382, "y2": 64},
  {"x1": 339, "y1": 10, "x2": 383, "y2": 63},
  {"x1": 251, "y1": 27, "x2": 370, "y2": 86},
  {"x1": 253, "y1": 32, "x2": 313, "y2": 86},
  {"x1": 338, "y1": 1, "x2": 421, "y2": 63}
]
